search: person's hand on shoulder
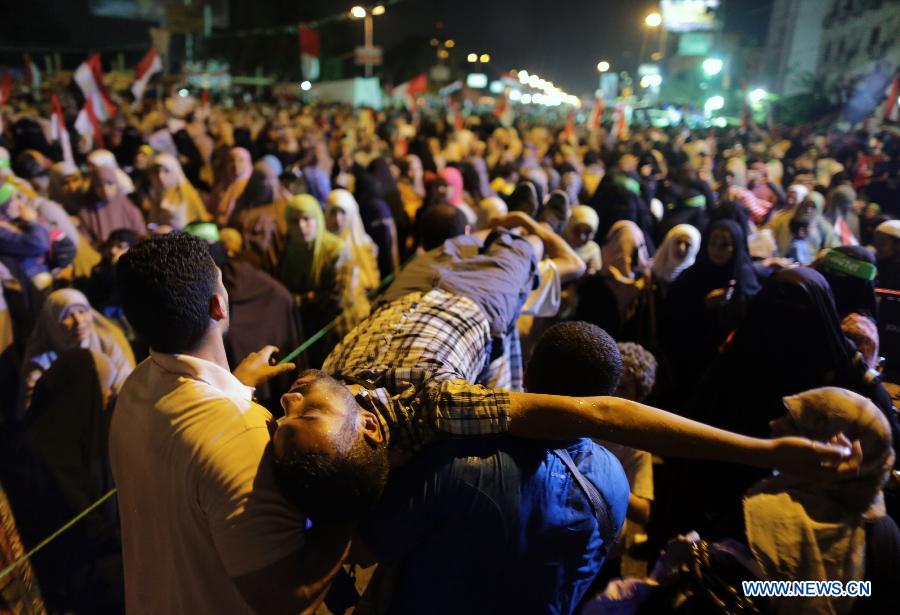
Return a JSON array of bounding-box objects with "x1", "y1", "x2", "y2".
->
[{"x1": 234, "y1": 345, "x2": 296, "y2": 389}]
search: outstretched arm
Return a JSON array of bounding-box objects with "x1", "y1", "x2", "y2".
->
[{"x1": 507, "y1": 392, "x2": 861, "y2": 480}]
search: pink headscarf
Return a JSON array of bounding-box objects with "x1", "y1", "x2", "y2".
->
[{"x1": 440, "y1": 166, "x2": 465, "y2": 206}]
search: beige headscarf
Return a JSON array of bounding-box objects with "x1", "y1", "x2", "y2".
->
[
  {"x1": 148, "y1": 153, "x2": 210, "y2": 228},
  {"x1": 325, "y1": 189, "x2": 380, "y2": 292},
  {"x1": 743, "y1": 387, "x2": 894, "y2": 615}
]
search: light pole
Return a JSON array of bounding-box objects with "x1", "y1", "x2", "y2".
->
[{"x1": 350, "y1": 5, "x2": 385, "y2": 77}]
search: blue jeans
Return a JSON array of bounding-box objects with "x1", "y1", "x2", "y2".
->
[{"x1": 360, "y1": 438, "x2": 629, "y2": 615}]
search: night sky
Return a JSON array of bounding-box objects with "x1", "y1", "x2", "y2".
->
[{"x1": 2, "y1": 0, "x2": 774, "y2": 94}]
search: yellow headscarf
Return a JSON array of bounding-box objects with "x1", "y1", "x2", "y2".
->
[{"x1": 281, "y1": 194, "x2": 344, "y2": 291}]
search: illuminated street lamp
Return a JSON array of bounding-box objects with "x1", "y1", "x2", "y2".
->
[
  {"x1": 597, "y1": 61, "x2": 610, "y2": 73},
  {"x1": 350, "y1": 4, "x2": 386, "y2": 77},
  {"x1": 479, "y1": 53, "x2": 491, "y2": 63},
  {"x1": 702, "y1": 58, "x2": 723, "y2": 76},
  {"x1": 645, "y1": 12, "x2": 662, "y2": 27},
  {"x1": 300, "y1": 80, "x2": 312, "y2": 91},
  {"x1": 467, "y1": 53, "x2": 478, "y2": 63}
]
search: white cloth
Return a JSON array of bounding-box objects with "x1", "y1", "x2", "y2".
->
[
  {"x1": 110, "y1": 351, "x2": 305, "y2": 615},
  {"x1": 650, "y1": 224, "x2": 701, "y2": 284},
  {"x1": 521, "y1": 259, "x2": 561, "y2": 318}
]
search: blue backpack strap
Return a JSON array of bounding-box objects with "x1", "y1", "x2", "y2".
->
[{"x1": 552, "y1": 447, "x2": 617, "y2": 548}]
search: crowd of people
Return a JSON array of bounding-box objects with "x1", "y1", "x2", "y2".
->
[{"x1": 0, "y1": 88, "x2": 899, "y2": 614}]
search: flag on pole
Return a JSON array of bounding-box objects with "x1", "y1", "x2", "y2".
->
[
  {"x1": 0, "y1": 68, "x2": 10, "y2": 106},
  {"x1": 75, "y1": 99, "x2": 104, "y2": 149},
  {"x1": 74, "y1": 54, "x2": 116, "y2": 121},
  {"x1": 298, "y1": 24, "x2": 321, "y2": 82},
  {"x1": 130, "y1": 47, "x2": 163, "y2": 102},
  {"x1": 391, "y1": 73, "x2": 427, "y2": 110},
  {"x1": 50, "y1": 94, "x2": 75, "y2": 166},
  {"x1": 588, "y1": 96, "x2": 604, "y2": 129},
  {"x1": 24, "y1": 55, "x2": 41, "y2": 92}
]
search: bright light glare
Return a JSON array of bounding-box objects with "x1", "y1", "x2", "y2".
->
[
  {"x1": 467, "y1": 53, "x2": 478, "y2": 63},
  {"x1": 518, "y1": 70, "x2": 528, "y2": 82},
  {"x1": 702, "y1": 58, "x2": 723, "y2": 76},
  {"x1": 521, "y1": 93, "x2": 532, "y2": 104},
  {"x1": 597, "y1": 61, "x2": 610, "y2": 73},
  {"x1": 713, "y1": 117, "x2": 728, "y2": 127},
  {"x1": 748, "y1": 88, "x2": 767, "y2": 104},
  {"x1": 480, "y1": 53, "x2": 491, "y2": 63},
  {"x1": 509, "y1": 89, "x2": 522, "y2": 101},
  {"x1": 300, "y1": 81, "x2": 312, "y2": 91},
  {"x1": 528, "y1": 75, "x2": 540, "y2": 87},
  {"x1": 178, "y1": 88, "x2": 189, "y2": 97},
  {"x1": 645, "y1": 12, "x2": 662, "y2": 27},
  {"x1": 349, "y1": 6, "x2": 366, "y2": 18},
  {"x1": 705, "y1": 95, "x2": 725, "y2": 112},
  {"x1": 371, "y1": 5, "x2": 385, "y2": 16}
]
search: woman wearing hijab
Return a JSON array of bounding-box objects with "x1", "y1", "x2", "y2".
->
[
  {"x1": 660, "y1": 219, "x2": 761, "y2": 407},
  {"x1": 207, "y1": 147, "x2": 252, "y2": 226},
  {"x1": 563, "y1": 205, "x2": 602, "y2": 275},
  {"x1": 600, "y1": 220, "x2": 651, "y2": 324},
  {"x1": 397, "y1": 154, "x2": 425, "y2": 225},
  {"x1": 440, "y1": 165, "x2": 478, "y2": 226},
  {"x1": 325, "y1": 189, "x2": 380, "y2": 293},
  {"x1": 145, "y1": 153, "x2": 210, "y2": 229},
  {"x1": 325, "y1": 189, "x2": 378, "y2": 335},
  {"x1": 3, "y1": 348, "x2": 123, "y2": 613},
  {"x1": 19, "y1": 288, "x2": 134, "y2": 415},
  {"x1": 769, "y1": 189, "x2": 835, "y2": 258},
  {"x1": 661, "y1": 268, "x2": 900, "y2": 538},
  {"x1": 575, "y1": 220, "x2": 651, "y2": 339},
  {"x1": 75, "y1": 165, "x2": 146, "y2": 247},
  {"x1": 742, "y1": 387, "x2": 898, "y2": 615},
  {"x1": 279, "y1": 195, "x2": 347, "y2": 367},
  {"x1": 47, "y1": 162, "x2": 83, "y2": 215},
  {"x1": 650, "y1": 224, "x2": 702, "y2": 293},
  {"x1": 355, "y1": 174, "x2": 399, "y2": 278},
  {"x1": 368, "y1": 157, "x2": 411, "y2": 256}
]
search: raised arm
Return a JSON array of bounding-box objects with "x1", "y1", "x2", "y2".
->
[
  {"x1": 496, "y1": 211, "x2": 586, "y2": 283},
  {"x1": 507, "y1": 392, "x2": 861, "y2": 480}
]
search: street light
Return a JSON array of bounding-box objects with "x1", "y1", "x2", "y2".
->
[
  {"x1": 702, "y1": 58, "x2": 723, "y2": 76},
  {"x1": 645, "y1": 12, "x2": 662, "y2": 27},
  {"x1": 467, "y1": 53, "x2": 478, "y2": 63},
  {"x1": 349, "y1": 5, "x2": 367, "y2": 18},
  {"x1": 480, "y1": 53, "x2": 491, "y2": 63},
  {"x1": 445, "y1": 39, "x2": 455, "y2": 48},
  {"x1": 597, "y1": 61, "x2": 610, "y2": 73},
  {"x1": 371, "y1": 4, "x2": 385, "y2": 16},
  {"x1": 350, "y1": 5, "x2": 386, "y2": 77},
  {"x1": 300, "y1": 80, "x2": 312, "y2": 91}
]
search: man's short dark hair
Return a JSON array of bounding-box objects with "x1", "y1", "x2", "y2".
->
[
  {"x1": 116, "y1": 233, "x2": 220, "y2": 354},
  {"x1": 418, "y1": 202, "x2": 468, "y2": 250},
  {"x1": 525, "y1": 321, "x2": 622, "y2": 396}
]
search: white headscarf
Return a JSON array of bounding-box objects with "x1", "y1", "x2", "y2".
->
[
  {"x1": 651, "y1": 224, "x2": 702, "y2": 284},
  {"x1": 87, "y1": 149, "x2": 135, "y2": 194},
  {"x1": 326, "y1": 189, "x2": 380, "y2": 291},
  {"x1": 787, "y1": 184, "x2": 810, "y2": 204}
]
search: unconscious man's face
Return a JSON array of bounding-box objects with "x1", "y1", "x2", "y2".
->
[{"x1": 272, "y1": 370, "x2": 389, "y2": 522}]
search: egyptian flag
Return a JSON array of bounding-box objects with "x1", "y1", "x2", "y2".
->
[
  {"x1": 73, "y1": 54, "x2": 116, "y2": 121},
  {"x1": 0, "y1": 67, "x2": 10, "y2": 106},
  {"x1": 74, "y1": 99, "x2": 105, "y2": 148},
  {"x1": 24, "y1": 55, "x2": 40, "y2": 92},
  {"x1": 588, "y1": 96, "x2": 604, "y2": 129},
  {"x1": 298, "y1": 24, "x2": 320, "y2": 81},
  {"x1": 131, "y1": 47, "x2": 163, "y2": 102},
  {"x1": 50, "y1": 94, "x2": 75, "y2": 165},
  {"x1": 392, "y1": 73, "x2": 427, "y2": 110}
]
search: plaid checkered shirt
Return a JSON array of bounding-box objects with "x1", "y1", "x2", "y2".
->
[{"x1": 322, "y1": 289, "x2": 511, "y2": 455}]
